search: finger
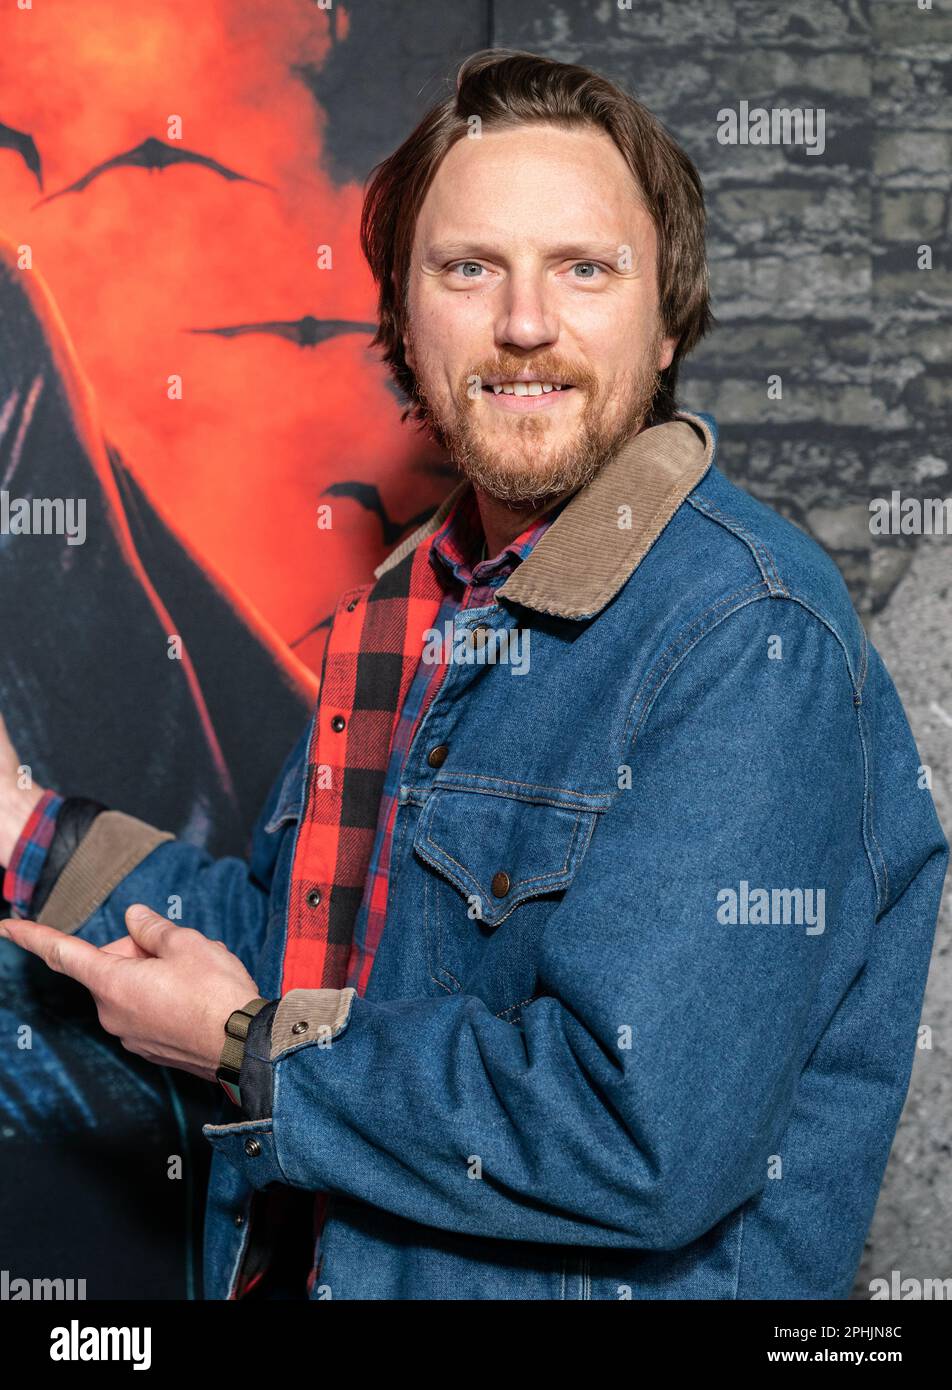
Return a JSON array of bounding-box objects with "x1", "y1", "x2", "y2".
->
[
  {"x1": 0, "y1": 918, "x2": 110, "y2": 989},
  {"x1": 124, "y1": 904, "x2": 177, "y2": 954}
]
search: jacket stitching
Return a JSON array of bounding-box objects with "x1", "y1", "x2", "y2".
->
[
  {"x1": 625, "y1": 582, "x2": 768, "y2": 749},
  {"x1": 422, "y1": 807, "x2": 584, "y2": 893},
  {"x1": 418, "y1": 798, "x2": 598, "y2": 932},
  {"x1": 854, "y1": 701, "x2": 889, "y2": 913},
  {"x1": 857, "y1": 623, "x2": 869, "y2": 693},
  {"x1": 405, "y1": 775, "x2": 610, "y2": 807},
  {"x1": 223, "y1": 1186, "x2": 253, "y2": 1300},
  {"x1": 421, "y1": 808, "x2": 596, "y2": 1012},
  {"x1": 626, "y1": 587, "x2": 888, "y2": 916},
  {"x1": 779, "y1": 597, "x2": 888, "y2": 911},
  {"x1": 687, "y1": 494, "x2": 790, "y2": 596},
  {"x1": 495, "y1": 993, "x2": 537, "y2": 1020},
  {"x1": 424, "y1": 867, "x2": 462, "y2": 994},
  {"x1": 267, "y1": 1063, "x2": 294, "y2": 1186}
]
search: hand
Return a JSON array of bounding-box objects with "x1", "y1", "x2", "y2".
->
[
  {"x1": 0, "y1": 904, "x2": 261, "y2": 1082},
  {"x1": 0, "y1": 713, "x2": 45, "y2": 867}
]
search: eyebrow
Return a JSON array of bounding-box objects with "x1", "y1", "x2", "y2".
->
[{"x1": 424, "y1": 240, "x2": 631, "y2": 262}]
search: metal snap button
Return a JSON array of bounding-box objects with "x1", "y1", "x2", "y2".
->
[
  {"x1": 331, "y1": 715, "x2": 346, "y2": 732},
  {"x1": 306, "y1": 888, "x2": 322, "y2": 908},
  {"x1": 470, "y1": 625, "x2": 493, "y2": 648},
  {"x1": 291, "y1": 1020, "x2": 309, "y2": 1036},
  {"x1": 491, "y1": 871, "x2": 511, "y2": 898},
  {"x1": 234, "y1": 1212, "x2": 245, "y2": 1228},
  {"x1": 244, "y1": 1138, "x2": 262, "y2": 1158},
  {"x1": 427, "y1": 744, "x2": 449, "y2": 768}
]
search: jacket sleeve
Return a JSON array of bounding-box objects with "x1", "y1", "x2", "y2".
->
[
  {"x1": 202, "y1": 598, "x2": 947, "y2": 1250},
  {"x1": 31, "y1": 720, "x2": 312, "y2": 976}
]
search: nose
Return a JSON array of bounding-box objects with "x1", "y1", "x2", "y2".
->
[{"x1": 494, "y1": 264, "x2": 558, "y2": 354}]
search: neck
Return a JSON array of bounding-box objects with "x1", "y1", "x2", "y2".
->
[{"x1": 474, "y1": 486, "x2": 575, "y2": 560}]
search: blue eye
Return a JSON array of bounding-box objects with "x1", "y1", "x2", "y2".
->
[
  {"x1": 572, "y1": 262, "x2": 602, "y2": 279},
  {"x1": 451, "y1": 262, "x2": 484, "y2": 278}
]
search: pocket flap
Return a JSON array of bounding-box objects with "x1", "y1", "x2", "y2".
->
[{"x1": 414, "y1": 788, "x2": 598, "y2": 928}]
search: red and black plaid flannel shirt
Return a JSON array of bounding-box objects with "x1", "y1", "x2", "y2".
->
[{"x1": 282, "y1": 480, "x2": 568, "y2": 1001}]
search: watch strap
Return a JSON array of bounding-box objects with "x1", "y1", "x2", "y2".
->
[{"x1": 217, "y1": 996, "x2": 271, "y2": 1105}]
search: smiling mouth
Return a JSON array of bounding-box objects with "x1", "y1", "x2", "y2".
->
[
  {"x1": 480, "y1": 381, "x2": 578, "y2": 413},
  {"x1": 482, "y1": 382, "x2": 575, "y2": 397}
]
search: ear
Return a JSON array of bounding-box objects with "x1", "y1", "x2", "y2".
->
[{"x1": 657, "y1": 333, "x2": 679, "y2": 373}]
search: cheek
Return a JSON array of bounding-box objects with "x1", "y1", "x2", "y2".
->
[
  {"x1": 415, "y1": 332, "x2": 470, "y2": 396},
  {"x1": 413, "y1": 337, "x2": 455, "y2": 398},
  {"x1": 587, "y1": 325, "x2": 656, "y2": 388},
  {"x1": 418, "y1": 286, "x2": 490, "y2": 349},
  {"x1": 578, "y1": 290, "x2": 654, "y2": 346}
]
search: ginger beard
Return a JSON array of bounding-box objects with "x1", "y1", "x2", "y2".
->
[{"x1": 408, "y1": 322, "x2": 666, "y2": 506}]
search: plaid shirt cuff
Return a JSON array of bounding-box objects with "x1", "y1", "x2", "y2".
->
[{"x1": 3, "y1": 790, "x2": 65, "y2": 918}]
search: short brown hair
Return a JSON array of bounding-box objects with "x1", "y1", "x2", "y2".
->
[{"x1": 359, "y1": 48, "x2": 715, "y2": 430}]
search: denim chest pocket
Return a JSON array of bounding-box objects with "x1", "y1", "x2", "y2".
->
[{"x1": 412, "y1": 787, "x2": 599, "y2": 1019}]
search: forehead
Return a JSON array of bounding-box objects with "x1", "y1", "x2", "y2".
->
[{"x1": 414, "y1": 122, "x2": 650, "y2": 247}]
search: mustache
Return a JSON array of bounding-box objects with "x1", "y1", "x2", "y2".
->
[{"x1": 461, "y1": 361, "x2": 601, "y2": 395}]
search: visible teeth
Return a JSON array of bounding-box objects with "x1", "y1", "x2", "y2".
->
[{"x1": 491, "y1": 382, "x2": 565, "y2": 395}]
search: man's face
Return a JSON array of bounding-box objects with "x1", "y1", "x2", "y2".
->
[{"x1": 402, "y1": 122, "x2": 679, "y2": 505}]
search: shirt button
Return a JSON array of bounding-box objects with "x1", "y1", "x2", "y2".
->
[
  {"x1": 244, "y1": 1138, "x2": 262, "y2": 1158},
  {"x1": 306, "y1": 888, "x2": 322, "y2": 908},
  {"x1": 428, "y1": 744, "x2": 449, "y2": 768},
  {"x1": 234, "y1": 1212, "x2": 245, "y2": 1228},
  {"x1": 491, "y1": 871, "x2": 511, "y2": 897},
  {"x1": 331, "y1": 715, "x2": 346, "y2": 732}
]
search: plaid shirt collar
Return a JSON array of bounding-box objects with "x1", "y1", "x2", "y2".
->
[{"x1": 428, "y1": 480, "x2": 573, "y2": 591}]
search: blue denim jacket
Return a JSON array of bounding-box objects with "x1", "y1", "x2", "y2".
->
[{"x1": 68, "y1": 411, "x2": 947, "y2": 1299}]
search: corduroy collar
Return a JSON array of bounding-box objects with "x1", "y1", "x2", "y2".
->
[{"x1": 374, "y1": 409, "x2": 715, "y2": 621}]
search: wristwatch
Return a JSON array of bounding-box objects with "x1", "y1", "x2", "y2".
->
[{"x1": 216, "y1": 996, "x2": 272, "y2": 1106}]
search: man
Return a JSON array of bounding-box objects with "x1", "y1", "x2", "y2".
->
[{"x1": 0, "y1": 50, "x2": 946, "y2": 1301}]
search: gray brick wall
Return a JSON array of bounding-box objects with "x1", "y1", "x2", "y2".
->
[{"x1": 320, "y1": 0, "x2": 950, "y2": 1299}]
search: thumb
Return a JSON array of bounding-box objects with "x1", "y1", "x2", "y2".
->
[{"x1": 124, "y1": 903, "x2": 174, "y2": 954}]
